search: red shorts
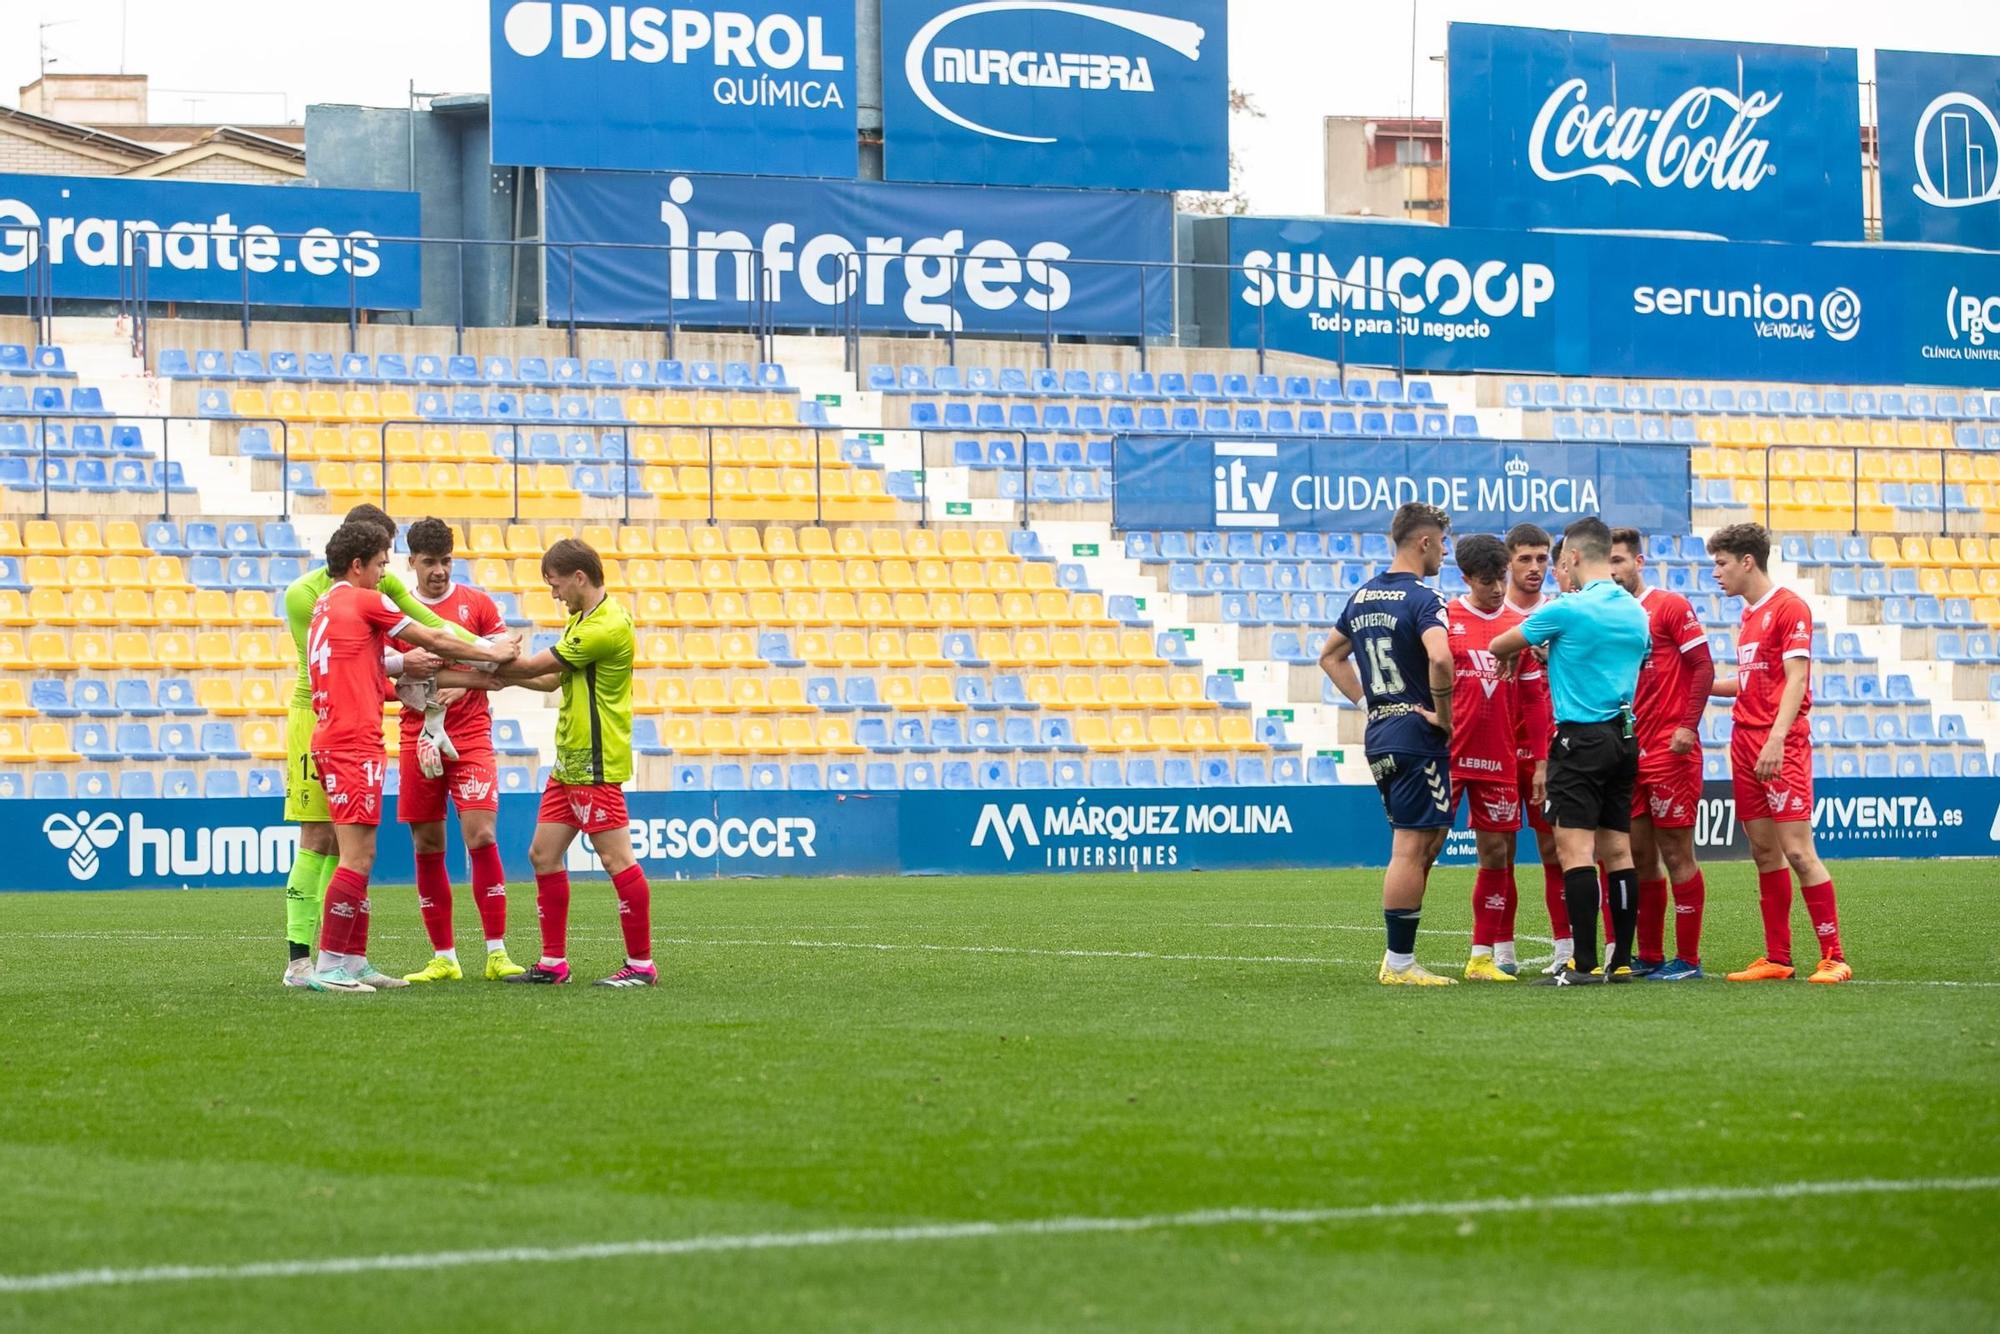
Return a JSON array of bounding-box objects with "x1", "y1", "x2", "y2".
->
[
  {"x1": 397, "y1": 747, "x2": 499, "y2": 824},
  {"x1": 312, "y1": 749, "x2": 389, "y2": 827},
  {"x1": 537, "y1": 779, "x2": 629, "y2": 834},
  {"x1": 1453, "y1": 777, "x2": 1523, "y2": 832},
  {"x1": 1731, "y1": 726, "x2": 1813, "y2": 824},
  {"x1": 1517, "y1": 759, "x2": 1552, "y2": 832},
  {"x1": 1632, "y1": 746, "x2": 1703, "y2": 829}
]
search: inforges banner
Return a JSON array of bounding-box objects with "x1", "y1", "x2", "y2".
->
[
  {"x1": 542, "y1": 169, "x2": 1174, "y2": 335},
  {"x1": 1446, "y1": 22, "x2": 1863, "y2": 243},
  {"x1": 1878, "y1": 50, "x2": 2000, "y2": 252},
  {"x1": 880, "y1": 0, "x2": 1228, "y2": 190},
  {"x1": 1228, "y1": 215, "x2": 2000, "y2": 389},
  {"x1": 1113, "y1": 436, "x2": 1690, "y2": 537},
  {"x1": 489, "y1": 0, "x2": 857, "y2": 176},
  {"x1": 0, "y1": 173, "x2": 420, "y2": 309}
]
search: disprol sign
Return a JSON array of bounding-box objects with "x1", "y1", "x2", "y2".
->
[{"x1": 1446, "y1": 22, "x2": 1863, "y2": 242}]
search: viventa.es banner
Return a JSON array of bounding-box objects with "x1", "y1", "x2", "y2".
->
[
  {"x1": 1446, "y1": 22, "x2": 1863, "y2": 242},
  {"x1": 1877, "y1": 49, "x2": 2000, "y2": 252}
]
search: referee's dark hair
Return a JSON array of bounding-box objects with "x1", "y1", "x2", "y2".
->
[
  {"x1": 541, "y1": 537, "x2": 605, "y2": 587},
  {"x1": 1504, "y1": 522, "x2": 1552, "y2": 552},
  {"x1": 1706, "y1": 521, "x2": 1771, "y2": 571},
  {"x1": 326, "y1": 519, "x2": 390, "y2": 578},
  {"x1": 1454, "y1": 533, "x2": 1509, "y2": 582},
  {"x1": 1562, "y1": 516, "x2": 1613, "y2": 563},
  {"x1": 1390, "y1": 501, "x2": 1451, "y2": 548}
]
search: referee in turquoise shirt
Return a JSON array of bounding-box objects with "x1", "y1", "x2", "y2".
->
[{"x1": 1491, "y1": 517, "x2": 1651, "y2": 985}]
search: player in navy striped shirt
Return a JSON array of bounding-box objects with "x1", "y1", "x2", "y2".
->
[{"x1": 1321, "y1": 503, "x2": 1458, "y2": 986}]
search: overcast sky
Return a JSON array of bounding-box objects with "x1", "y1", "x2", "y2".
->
[{"x1": 4, "y1": 0, "x2": 1997, "y2": 214}]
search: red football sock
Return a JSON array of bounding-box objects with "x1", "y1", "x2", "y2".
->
[
  {"x1": 1543, "y1": 863, "x2": 1570, "y2": 938},
  {"x1": 1471, "y1": 868, "x2": 1506, "y2": 947},
  {"x1": 1636, "y1": 878, "x2": 1669, "y2": 964},
  {"x1": 1500, "y1": 866, "x2": 1520, "y2": 942},
  {"x1": 1799, "y1": 877, "x2": 1843, "y2": 962},
  {"x1": 319, "y1": 865, "x2": 371, "y2": 957},
  {"x1": 468, "y1": 842, "x2": 508, "y2": 943},
  {"x1": 612, "y1": 863, "x2": 652, "y2": 962},
  {"x1": 535, "y1": 869, "x2": 571, "y2": 961},
  {"x1": 1757, "y1": 867, "x2": 1795, "y2": 966},
  {"x1": 415, "y1": 851, "x2": 454, "y2": 953},
  {"x1": 1672, "y1": 872, "x2": 1706, "y2": 966}
]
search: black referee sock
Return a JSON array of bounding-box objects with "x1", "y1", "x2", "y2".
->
[
  {"x1": 1563, "y1": 867, "x2": 1601, "y2": 972},
  {"x1": 1605, "y1": 867, "x2": 1640, "y2": 972}
]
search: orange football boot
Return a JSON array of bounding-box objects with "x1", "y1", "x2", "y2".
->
[
  {"x1": 1726, "y1": 957, "x2": 1796, "y2": 982},
  {"x1": 1806, "y1": 958, "x2": 1853, "y2": 985}
]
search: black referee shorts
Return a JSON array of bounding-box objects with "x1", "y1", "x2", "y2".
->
[{"x1": 1544, "y1": 720, "x2": 1638, "y2": 834}]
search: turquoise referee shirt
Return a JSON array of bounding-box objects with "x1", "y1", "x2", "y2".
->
[{"x1": 1519, "y1": 579, "x2": 1651, "y2": 724}]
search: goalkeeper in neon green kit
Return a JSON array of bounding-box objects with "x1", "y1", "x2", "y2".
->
[{"x1": 277, "y1": 504, "x2": 483, "y2": 988}]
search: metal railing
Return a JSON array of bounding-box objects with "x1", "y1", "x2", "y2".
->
[{"x1": 1753, "y1": 443, "x2": 1991, "y2": 538}]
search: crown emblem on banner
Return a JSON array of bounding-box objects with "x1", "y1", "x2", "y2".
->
[{"x1": 1504, "y1": 456, "x2": 1530, "y2": 477}]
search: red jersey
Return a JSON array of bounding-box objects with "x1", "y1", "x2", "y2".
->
[
  {"x1": 1447, "y1": 598, "x2": 1533, "y2": 779},
  {"x1": 1732, "y1": 585, "x2": 1814, "y2": 733},
  {"x1": 308, "y1": 581, "x2": 412, "y2": 756},
  {"x1": 392, "y1": 582, "x2": 506, "y2": 754},
  {"x1": 1632, "y1": 585, "x2": 1709, "y2": 751},
  {"x1": 1505, "y1": 592, "x2": 1553, "y2": 763}
]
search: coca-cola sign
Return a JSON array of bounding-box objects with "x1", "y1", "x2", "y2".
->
[
  {"x1": 1527, "y1": 78, "x2": 1782, "y2": 192},
  {"x1": 1448, "y1": 22, "x2": 1862, "y2": 242}
]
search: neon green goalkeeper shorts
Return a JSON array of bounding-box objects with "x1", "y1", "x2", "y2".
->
[{"x1": 283, "y1": 703, "x2": 331, "y2": 823}]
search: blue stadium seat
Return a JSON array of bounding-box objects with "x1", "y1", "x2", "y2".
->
[
  {"x1": 117, "y1": 770, "x2": 157, "y2": 798},
  {"x1": 161, "y1": 768, "x2": 198, "y2": 798}
]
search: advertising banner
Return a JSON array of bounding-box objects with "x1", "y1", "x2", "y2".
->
[
  {"x1": 542, "y1": 169, "x2": 1174, "y2": 335},
  {"x1": 880, "y1": 0, "x2": 1228, "y2": 190},
  {"x1": 0, "y1": 173, "x2": 420, "y2": 309},
  {"x1": 1446, "y1": 22, "x2": 1863, "y2": 242},
  {"x1": 1112, "y1": 435, "x2": 1689, "y2": 536},
  {"x1": 489, "y1": 0, "x2": 857, "y2": 176},
  {"x1": 14, "y1": 780, "x2": 1994, "y2": 891},
  {"x1": 1228, "y1": 215, "x2": 2000, "y2": 389},
  {"x1": 1878, "y1": 49, "x2": 2000, "y2": 252}
]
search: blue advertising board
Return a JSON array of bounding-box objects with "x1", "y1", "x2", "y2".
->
[
  {"x1": 1112, "y1": 435, "x2": 1690, "y2": 536},
  {"x1": 880, "y1": 0, "x2": 1228, "y2": 190},
  {"x1": 1446, "y1": 22, "x2": 1863, "y2": 243},
  {"x1": 1878, "y1": 49, "x2": 2000, "y2": 252},
  {"x1": 489, "y1": 0, "x2": 857, "y2": 176},
  {"x1": 0, "y1": 173, "x2": 420, "y2": 309},
  {"x1": 542, "y1": 169, "x2": 1174, "y2": 335},
  {"x1": 1228, "y1": 215, "x2": 2000, "y2": 389},
  {"x1": 12, "y1": 780, "x2": 1994, "y2": 892}
]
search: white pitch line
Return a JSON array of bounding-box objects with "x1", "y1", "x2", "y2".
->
[
  {"x1": 2, "y1": 1176, "x2": 1993, "y2": 1296},
  {"x1": 654, "y1": 936, "x2": 1363, "y2": 967},
  {"x1": 1212, "y1": 923, "x2": 1559, "y2": 947}
]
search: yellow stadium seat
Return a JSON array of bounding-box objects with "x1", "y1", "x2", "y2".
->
[
  {"x1": 192, "y1": 589, "x2": 235, "y2": 627},
  {"x1": 22, "y1": 554, "x2": 64, "y2": 588},
  {"x1": 1148, "y1": 716, "x2": 1193, "y2": 751},
  {"x1": 1098, "y1": 676, "x2": 1135, "y2": 710},
  {"x1": 27, "y1": 588, "x2": 71, "y2": 626},
  {"x1": 61, "y1": 521, "x2": 105, "y2": 555},
  {"x1": 198, "y1": 677, "x2": 242, "y2": 715},
  {"x1": 28, "y1": 719, "x2": 78, "y2": 762},
  {"x1": 0, "y1": 678, "x2": 29, "y2": 714},
  {"x1": 1219, "y1": 715, "x2": 1262, "y2": 750},
  {"x1": 767, "y1": 678, "x2": 810, "y2": 713},
  {"x1": 1171, "y1": 673, "x2": 1217, "y2": 709},
  {"x1": 0, "y1": 634, "x2": 26, "y2": 670},
  {"x1": 188, "y1": 632, "x2": 233, "y2": 669},
  {"x1": 72, "y1": 631, "x2": 116, "y2": 669},
  {"x1": 234, "y1": 590, "x2": 273, "y2": 624},
  {"x1": 0, "y1": 722, "x2": 31, "y2": 761},
  {"x1": 0, "y1": 591, "x2": 27, "y2": 627},
  {"x1": 63, "y1": 556, "x2": 106, "y2": 589},
  {"x1": 867, "y1": 630, "x2": 911, "y2": 666},
  {"x1": 816, "y1": 717, "x2": 865, "y2": 754},
  {"x1": 1073, "y1": 715, "x2": 1116, "y2": 750},
  {"x1": 0, "y1": 521, "x2": 19, "y2": 555},
  {"x1": 238, "y1": 632, "x2": 284, "y2": 670},
  {"x1": 878, "y1": 676, "x2": 918, "y2": 709},
  {"x1": 240, "y1": 678, "x2": 284, "y2": 716},
  {"x1": 105, "y1": 630, "x2": 153, "y2": 669},
  {"x1": 243, "y1": 720, "x2": 285, "y2": 760},
  {"x1": 28, "y1": 629, "x2": 75, "y2": 670}
]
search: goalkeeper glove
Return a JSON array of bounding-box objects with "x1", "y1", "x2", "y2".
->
[{"x1": 416, "y1": 703, "x2": 457, "y2": 779}]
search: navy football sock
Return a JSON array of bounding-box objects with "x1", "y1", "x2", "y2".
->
[
  {"x1": 1384, "y1": 908, "x2": 1421, "y2": 958},
  {"x1": 1563, "y1": 867, "x2": 1601, "y2": 972},
  {"x1": 1605, "y1": 867, "x2": 1640, "y2": 971}
]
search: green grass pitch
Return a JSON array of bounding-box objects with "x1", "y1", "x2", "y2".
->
[{"x1": 2, "y1": 859, "x2": 1997, "y2": 1332}]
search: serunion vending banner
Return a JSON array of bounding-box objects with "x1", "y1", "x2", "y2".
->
[
  {"x1": 490, "y1": 0, "x2": 857, "y2": 176},
  {"x1": 1227, "y1": 215, "x2": 2000, "y2": 389},
  {"x1": 1446, "y1": 22, "x2": 1863, "y2": 242},
  {"x1": 0, "y1": 173, "x2": 420, "y2": 309},
  {"x1": 1878, "y1": 49, "x2": 2000, "y2": 252},
  {"x1": 880, "y1": 0, "x2": 1228, "y2": 189},
  {"x1": 1112, "y1": 436, "x2": 1690, "y2": 537},
  {"x1": 543, "y1": 169, "x2": 1174, "y2": 335}
]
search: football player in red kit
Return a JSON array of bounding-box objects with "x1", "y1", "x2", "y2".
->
[
  {"x1": 1504, "y1": 523, "x2": 1565, "y2": 972},
  {"x1": 391, "y1": 518, "x2": 526, "y2": 983},
  {"x1": 1446, "y1": 534, "x2": 1542, "y2": 982},
  {"x1": 1608, "y1": 528, "x2": 1715, "y2": 981},
  {"x1": 1707, "y1": 523, "x2": 1851, "y2": 984}
]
